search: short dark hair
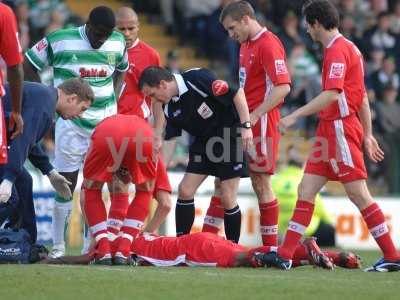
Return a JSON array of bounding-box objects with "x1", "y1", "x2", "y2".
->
[
  {"x1": 58, "y1": 78, "x2": 94, "y2": 103},
  {"x1": 219, "y1": 1, "x2": 256, "y2": 23},
  {"x1": 139, "y1": 67, "x2": 174, "y2": 90},
  {"x1": 88, "y1": 6, "x2": 115, "y2": 29},
  {"x1": 302, "y1": 0, "x2": 339, "y2": 30}
]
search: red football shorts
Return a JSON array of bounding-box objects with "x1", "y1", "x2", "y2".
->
[
  {"x1": 131, "y1": 232, "x2": 246, "y2": 267},
  {"x1": 83, "y1": 115, "x2": 156, "y2": 184},
  {"x1": 248, "y1": 109, "x2": 280, "y2": 174},
  {"x1": 0, "y1": 101, "x2": 7, "y2": 164},
  {"x1": 305, "y1": 115, "x2": 367, "y2": 183}
]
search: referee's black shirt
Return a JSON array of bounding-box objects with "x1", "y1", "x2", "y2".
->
[{"x1": 164, "y1": 68, "x2": 241, "y2": 153}]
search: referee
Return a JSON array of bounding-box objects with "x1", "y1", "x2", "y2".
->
[{"x1": 139, "y1": 67, "x2": 252, "y2": 242}]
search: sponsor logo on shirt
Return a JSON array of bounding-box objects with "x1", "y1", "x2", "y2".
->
[
  {"x1": 79, "y1": 67, "x2": 108, "y2": 78},
  {"x1": 197, "y1": 102, "x2": 213, "y2": 119},
  {"x1": 329, "y1": 63, "x2": 345, "y2": 79},
  {"x1": 107, "y1": 53, "x2": 116, "y2": 65},
  {"x1": 35, "y1": 38, "x2": 48, "y2": 52},
  {"x1": 212, "y1": 80, "x2": 229, "y2": 96},
  {"x1": 274, "y1": 59, "x2": 288, "y2": 75}
]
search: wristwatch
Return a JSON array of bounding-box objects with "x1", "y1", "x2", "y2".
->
[{"x1": 241, "y1": 121, "x2": 251, "y2": 129}]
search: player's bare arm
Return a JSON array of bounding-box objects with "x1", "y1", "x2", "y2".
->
[
  {"x1": 250, "y1": 83, "x2": 290, "y2": 126},
  {"x1": 358, "y1": 95, "x2": 384, "y2": 163},
  {"x1": 7, "y1": 64, "x2": 24, "y2": 139},
  {"x1": 279, "y1": 89, "x2": 339, "y2": 132},
  {"x1": 113, "y1": 70, "x2": 126, "y2": 100},
  {"x1": 233, "y1": 87, "x2": 253, "y2": 151},
  {"x1": 151, "y1": 100, "x2": 166, "y2": 153}
]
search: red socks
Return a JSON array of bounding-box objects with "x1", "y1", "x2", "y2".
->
[
  {"x1": 202, "y1": 196, "x2": 224, "y2": 234},
  {"x1": 116, "y1": 190, "x2": 152, "y2": 256},
  {"x1": 278, "y1": 200, "x2": 314, "y2": 260},
  {"x1": 107, "y1": 193, "x2": 129, "y2": 238},
  {"x1": 83, "y1": 188, "x2": 109, "y2": 255},
  {"x1": 361, "y1": 202, "x2": 399, "y2": 260},
  {"x1": 259, "y1": 199, "x2": 279, "y2": 246}
]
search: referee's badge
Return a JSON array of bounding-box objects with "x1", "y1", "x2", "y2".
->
[
  {"x1": 197, "y1": 102, "x2": 213, "y2": 119},
  {"x1": 212, "y1": 80, "x2": 229, "y2": 96}
]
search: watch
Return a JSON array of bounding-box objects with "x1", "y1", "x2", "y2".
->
[{"x1": 241, "y1": 121, "x2": 251, "y2": 129}]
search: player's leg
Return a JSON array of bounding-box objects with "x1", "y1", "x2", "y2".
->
[
  {"x1": 176, "y1": 172, "x2": 207, "y2": 236},
  {"x1": 343, "y1": 179, "x2": 400, "y2": 272},
  {"x1": 114, "y1": 179, "x2": 155, "y2": 264},
  {"x1": 81, "y1": 179, "x2": 111, "y2": 265},
  {"x1": 202, "y1": 178, "x2": 224, "y2": 234},
  {"x1": 107, "y1": 177, "x2": 130, "y2": 248},
  {"x1": 219, "y1": 177, "x2": 241, "y2": 243},
  {"x1": 51, "y1": 119, "x2": 88, "y2": 258},
  {"x1": 250, "y1": 172, "x2": 279, "y2": 246}
]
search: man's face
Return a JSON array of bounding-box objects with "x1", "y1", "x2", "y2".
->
[
  {"x1": 141, "y1": 82, "x2": 171, "y2": 104},
  {"x1": 306, "y1": 22, "x2": 318, "y2": 42},
  {"x1": 222, "y1": 15, "x2": 249, "y2": 43},
  {"x1": 86, "y1": 23, "x2": 113, "y2": 49},
  {"x1": 116, "y1": 17, "x2": 139, "y2": 48},
  {"x1": 57, "y1": 91, "x2": 91, "y2": 119}
]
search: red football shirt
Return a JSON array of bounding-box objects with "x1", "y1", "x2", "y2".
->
[
  {"x1": 0, "y1": 3, "x2": 23, "y2": 96},
  {"x1": 319, "y1": 34, "x2": 366, "y2": 120},
  {"x1": 239, "y1": 28, "x2": 291, "y2": 112},
  {"x1": 118, "y1": 39, "x2": 161, "y2": 118}
]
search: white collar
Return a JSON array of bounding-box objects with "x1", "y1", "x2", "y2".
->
[
  {"x1": 251, "y1": 27, "x2": 267, "y2": 41},
  {"x1": 171, "y1": 73, "x2": 188, "y2": 102},
  {"x1": 128, "y1": 38, "x2": 140, "y2": 49},
  {"x1": 326, "y1": 34, "x2": 342, "y2": 48}
]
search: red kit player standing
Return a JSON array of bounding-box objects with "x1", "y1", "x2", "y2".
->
[
  {"x1": 203, "y1": 1, "x2": 291, "y2": 246},
  {"x1": 263, "y1": 0, "x2": 400, "y2": 272},
  {"x1": 0, "y1": 2, "x2": 24, "y2": 164}
]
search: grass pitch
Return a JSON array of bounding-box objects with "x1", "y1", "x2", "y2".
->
[{"x1": 1, "y1": 251, "x2": 397, "y2": 300}]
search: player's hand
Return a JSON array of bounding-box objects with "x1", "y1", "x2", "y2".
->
[
  {"x1": 241, "y1": 127, "x2": 253, "y2": 153},
  {"x1": 153, "y1": 134, "x2": 163, "y2": 154},
  {"x1": 0, "y1": 179, "x2": 13, "y2": 203},
  {"x1": 364, "y1": 134, "x2": 384, "y2": 163},
  {"x1": 278, "y1": 114, "x2": 297, "y2": 134},
  {"x1": 48, "y1": 170, "x2": 72, "y2": 199},
  {"x1": 250, "y1": 111, "x2": 260, "y2": 126},
  {"x1": 9, "y1": 111, "x2": 24, "y2": 139}
]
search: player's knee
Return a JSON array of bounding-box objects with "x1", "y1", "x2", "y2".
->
[
  {"x1": 178, "y1": 182, "x2": 195, "y2": 199},
  {"x1": 157, "y1": 191, "x2": 172, "y2": 213},
  {"x1": 346, "y1": 189, "x2": 371, "y2": 210}
]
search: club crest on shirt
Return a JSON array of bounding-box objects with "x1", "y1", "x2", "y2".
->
[
  {"x1": 212, "y1": 80, "x2": 229, "y2": 96},
  {"x1": 197, "y1": 102, "x2": 213, "y2": 119},
  {"x1": 274, "y1": 59, "x2": 288, "y2": 75},
  {"x1": 329, "y1": 63, "x2": 345, "y2": 79},
  {"x1": 107, "y1": 53, "x2": 116, "y2": 65}
]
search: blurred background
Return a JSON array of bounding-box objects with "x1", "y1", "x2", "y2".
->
[{"x1": 1, "y1": 0, "x2": 400, "y2": 249}]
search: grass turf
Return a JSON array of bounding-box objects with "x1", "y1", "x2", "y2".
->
[{"x1": 1, "y1": 251, "x2": 397, "y2": 300}]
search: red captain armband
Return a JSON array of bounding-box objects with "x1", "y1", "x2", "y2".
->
[{"x1": 212, "y1": 80, "x2": 229, "y2": 96}]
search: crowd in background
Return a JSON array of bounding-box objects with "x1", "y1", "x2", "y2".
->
[{"x1": 1, "y1": 0, "x2": 400, "y2": 194}]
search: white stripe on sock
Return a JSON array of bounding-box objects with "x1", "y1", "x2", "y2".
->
[
  {"x1": 260, "y1": 225, "x2": 278, "y2": 235},
  {"x1": 123, "y1": 219, "x2": 144, "y2": 230},
  {"x1": 288, "y1": 221, "x2": 306, "y2": 235},
  {"x1": 370, "y1": 223, "x2": 389, "y2": 239},
  {"x1": 203, "y1": 216, "x2": 223, "y2": 228}
]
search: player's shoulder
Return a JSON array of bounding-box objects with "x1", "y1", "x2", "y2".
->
[
  {"x1": 46, "y1": 27, "x2": 81, "y2": 43},
  {"x1": 138, "y1": 41, "x2": 160, "y2": 57},
  {"x1": 108, "y1": 30, "x2": 126, "y2": 44},
  {"x1": 183, "y1": 68, "x2": 216, "y2": 82},
  {"x1": 0, "y1": 2, "x2": 13, "y2": 17}
]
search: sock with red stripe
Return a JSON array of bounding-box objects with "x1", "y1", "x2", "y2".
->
[
  {"x1": 202, "y1": 196, "x2": 224, "y2": 234},
  {"x1": 278, "y1": 200, "x2": 314, "y2": 260},
  {"x1": 83, "y1": 188, "x2": 109, "y2": 256},
  {"x1": 361, "y1": 202, "x2": 399, "y2": 260},
  {"x1": 116, "y1": 190, "x2": 152, "y2": 256},
  {"x1": 259, "y1": 199, "x2": 279, "y2": 246}
]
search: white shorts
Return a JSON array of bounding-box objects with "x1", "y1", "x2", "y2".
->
[{"x1": 53, "y1": 118, "x2": 92, "y2": 172}]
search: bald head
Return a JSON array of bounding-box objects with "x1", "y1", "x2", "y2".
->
[{"x1": 115, "y1": 6, "x2": 139, "y2": 48}]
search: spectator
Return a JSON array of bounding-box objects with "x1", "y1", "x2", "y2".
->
[
  {"x1": 165, "y1": 50, "x2": 183, "y2": 74},
  {"x1": 365, "y1": 45, "x2": 385, "y2": 75},
  {"x1": 368, "y1": 55, "x2": 399, "y2": 99}
]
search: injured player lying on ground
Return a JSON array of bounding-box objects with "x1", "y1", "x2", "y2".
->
[{"x1": 39, "y1": 232, "x2": 361, "y2": 270}]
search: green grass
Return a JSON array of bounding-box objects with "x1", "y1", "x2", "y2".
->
[{"x1": 0, "y1": 251, "x2": 398, "y2": 300}]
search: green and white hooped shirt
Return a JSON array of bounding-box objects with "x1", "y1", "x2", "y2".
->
[{"x1": 26, "y1": 25, "x2": 129, "y2": 132}]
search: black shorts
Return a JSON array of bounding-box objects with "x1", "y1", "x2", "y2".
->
[{"x1": 186, "y1": 152, "x2": 248, "y2": 181}]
